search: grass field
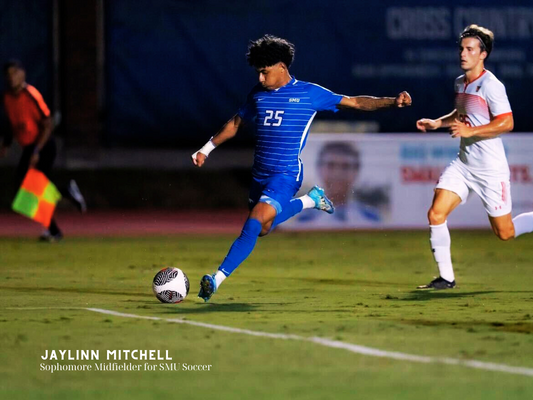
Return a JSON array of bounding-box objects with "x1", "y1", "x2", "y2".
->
[{"x1": 1, "y1": 230, "x2": 532, "y2": 399}]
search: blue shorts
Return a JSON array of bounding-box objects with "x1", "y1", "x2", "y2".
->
[{"x1": 248, "y1": 174, "x2": 302, "y2": 215}]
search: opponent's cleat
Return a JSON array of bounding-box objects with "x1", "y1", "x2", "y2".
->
[
  {"x1": 307, "y1": 185, "x2": 335, "y2": 214},
  {"x1": 417, "y1": 276, "x2": 456, "y2": 290},
  {"x1": 39, "y1": 230, "x2": 63, "y2": 243},
  {"x1": 68, "y1": 180, "x2": 87, "y2": 214},
  {"x1": 198, "y1": 274, "x2": 217, "y2": 302}
]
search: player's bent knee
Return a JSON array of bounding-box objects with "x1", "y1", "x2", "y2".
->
[
  {"x1": 259, "y1": 222, "x2": 272, "y2": 237},
  {"x1": 496, "y1": 229, "x2": 515, "y2": 241},
  {"x1": 428, "y1": 208, "x2": 446, "y2": 225}
]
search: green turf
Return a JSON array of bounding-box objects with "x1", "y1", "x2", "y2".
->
[{"x1": 1, "y1": 231, "x2": 532, "y2": 399}]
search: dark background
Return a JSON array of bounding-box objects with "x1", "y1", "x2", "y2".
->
[{"x1": 1, "y1": 0, "x2": 532, "y2": 209}]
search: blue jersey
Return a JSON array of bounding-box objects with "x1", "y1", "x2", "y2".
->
[{"x1": 238, "y1": 77, "x2": 342, "y2": 181}]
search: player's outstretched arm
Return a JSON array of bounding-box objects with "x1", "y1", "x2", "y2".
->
[
  {"x1": 191, "y1": 114, "x2": 243, "y2": 167},
  {"x1": 337, "y1": 91, "x2": 412, "y2": 111},
  {"x1": 416, "y1": 110, "x2": 458, "y2": 132}
]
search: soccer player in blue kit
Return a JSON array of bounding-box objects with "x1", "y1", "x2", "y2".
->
[{"x1": 192, "y1": 35, "x2": 412, "y2": 301}]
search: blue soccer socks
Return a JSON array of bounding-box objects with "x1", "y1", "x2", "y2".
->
[
  {"x1": 271, "y1": 198, "x2": 304, "y2": 230},
  {"x1": 219, "y1": 218, "x2": 262, "y2": 276}
]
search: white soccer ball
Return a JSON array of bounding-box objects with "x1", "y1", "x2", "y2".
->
[{"x1": 152, "y1": 267, "x2": 190, "y2": 303}]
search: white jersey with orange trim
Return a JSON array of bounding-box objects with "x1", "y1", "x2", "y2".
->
[{"x1": 454, "y1": 69, "x2": 512, "y2": 175}]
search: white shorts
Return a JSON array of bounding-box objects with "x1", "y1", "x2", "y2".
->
[{"x1": 436, "y1": 159, "x2": 512, "y2": 217}]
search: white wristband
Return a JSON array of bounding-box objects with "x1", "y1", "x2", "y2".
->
[
  {"x1": 191, "y1": 139, "x2": 217, "y2": 163},
  {"x1": 198, "y1": 140, "x2": 216, "y2": 157}
]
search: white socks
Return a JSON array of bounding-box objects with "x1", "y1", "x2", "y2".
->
[
  {"x1": 513, "y1": 211, "x2": 533, "y2": 237},
  {"x1": 214, "y1": 271, "x2": 227, "y2": 289},
  {"x1": 430, "y1": 221, "x2": 455, "y2": 282},
  {"x1": 426, "y1": 213, "x2": 533, "y2": 284},
  {"x1": 299, "y1": 194, "x2": 316, "y2": 210}
]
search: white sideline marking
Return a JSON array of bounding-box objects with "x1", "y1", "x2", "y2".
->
[
  {"x1": 87, "y1": 308, "x2": 533, "y2": 377},
  {"x1": 6, "y1": 307, "x2": 85, "y2": 310}
]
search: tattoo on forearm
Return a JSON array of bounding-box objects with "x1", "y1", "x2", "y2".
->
[{"x1": 357, "y1": 97, "x2": 394, "y2": 111}]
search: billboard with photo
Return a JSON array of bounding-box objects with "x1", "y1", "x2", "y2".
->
[{"x1": 283, "y1": 133, "x2": 533, "y2": 230}]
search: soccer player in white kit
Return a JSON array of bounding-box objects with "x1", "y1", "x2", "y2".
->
[{"x1": 416, "y1": 24, "x2": 533, "y2": 290}]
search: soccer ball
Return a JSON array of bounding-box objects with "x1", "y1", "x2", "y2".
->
[{"x1": 152, "y1": 267, "x2": 190, "y2": 303}]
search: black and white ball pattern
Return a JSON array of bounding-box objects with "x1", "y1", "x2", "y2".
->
[
  {"x1": 153, "y1": 267, "x2": 178, "y2": 286},
  {"x1": 152, "y1": 267, "x2": 190, "y2": 303}
]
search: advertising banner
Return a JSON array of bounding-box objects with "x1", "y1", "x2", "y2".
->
[{"x1": 283, "y1": 133, "x2": 533, "y2": 230}]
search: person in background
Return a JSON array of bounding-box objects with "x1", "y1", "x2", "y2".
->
[
  {"x1": 0, "y1": 60, "x2": 86, "y2": 242},
  {"x1": 301, "y1": 142, "x2": 387, "y2": 226}
]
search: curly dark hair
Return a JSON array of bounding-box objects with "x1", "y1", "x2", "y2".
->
[
  {"x1": 246, "y1": 34, "x2": 295, "y2": 69},
  {"x1": 459, "y1": 24, "x2": 494, "y2": 60}
]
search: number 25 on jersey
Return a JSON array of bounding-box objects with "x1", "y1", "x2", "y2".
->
[{"x1": 264, "y1": 110, "x2": 284, "y2": 126}]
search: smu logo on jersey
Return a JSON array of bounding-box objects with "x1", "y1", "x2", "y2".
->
[{"x1": 289, "y1": 98, "x2": 300, "y2": 102}]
